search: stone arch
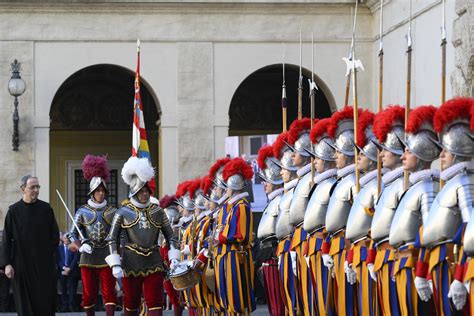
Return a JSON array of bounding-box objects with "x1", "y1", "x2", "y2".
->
[{"x1": 228, "y1": 63, "x2": 335, "y2": 136}]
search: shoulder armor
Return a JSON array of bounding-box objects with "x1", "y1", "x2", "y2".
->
[
  {"x1": 346, "y1": 177, "x2": 378, "y2": 242},
  {"x1": 76, "y1": 205, "x2": 97, "y2": 226},
  {"x1": 389, "y1": 177, "x2": 439, "y2": 248},
  {"x1": 303, "y1": 176, "x2": 337, "y2": 233},
  {"x1": 289, "y1": 172, "x2": 313, "y2": 226},
  {"x1": 275, "y1": 189, "x2": 295, "y2": 240},
  {"x1": 257, "y1": 195, "x2": 281, "y2": 239},
  {"x1": 102, "y1": 205, "x2": 117, "y2": 225},
  {"x1": 371, "y1": 176, "x2": 404, "y2": 243},
  {"x1": 325, "y1": 172, "x2": 356, "y2": 234},
  {"x1": 118, "y1": 204, "x2": 140, "y2": 228},
  {"x1": 147, "y1": 204, "x2": 164, "y2": 228}
]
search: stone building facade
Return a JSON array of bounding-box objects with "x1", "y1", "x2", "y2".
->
[{"x1": 0, "y1": 0, "x2": 471, "y2": 229}]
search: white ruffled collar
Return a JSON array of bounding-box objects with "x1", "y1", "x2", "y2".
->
[
  {"x1": 88, "y1": 199, "x2": 107, "y2": 209},
  {"x1": 297, "y1": 163, "x2": 313, "y2": 177},
  {"x1": 359, "y1": 169, "x2": 379, "y2": 187},
  {"x1": 130, "y1": 197, "x2": 150, "y2": 208},
  {"x1": 284, "y1": 178, "x2": 299, "y2": 191},
  {"x1": 197, "y1": 210, "x2": 212, "y2": 221},
  {"x1": 182, "y1": 215, "x2": 193, "y2": 224},
  {"x1": 409, "y1": 169, "x2": 440, "y2": 184},
  {"x1": 217, "y1": 193, "x2": 228, "y2": 206},
  {"x1": 441, "y1": 161, "x2": 474, "y2": 181},
  {"x1": 314, "y1": 168, "x2": 337, "y2": 184},
  {"x1": 337, "y1": 164, "x2": 356, "y2": 178},
  {"x1": 227, "y1": 192, "x2": 249, "y2": 205},
  {"x1": 268, "y1": 187, "x2": 284, "y2": 201},
  {"x1": 382, "y1": 166, "x2": 404, "y2": 185}
]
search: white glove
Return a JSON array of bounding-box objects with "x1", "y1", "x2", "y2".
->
[
  {"x1": 304, "y1": 255, "x2": 310, "y2": 268},
  {"x1": 344, "y1": 261, "x2": 357, "y2": 285},
  {"x1": 448, "y1": 280, "x2": 468, "y2": 310},
  {"x1": 181, "y1": 244, "x2": 191, "y2": 255},
  {"x1": 367, "y1": 263, "x2": 377, "y2": 282},
  {"x1": 465, "y1": 280, "x2": 471, "y2": 293},
  {"x1": 322, "y1": 254, "x2": 334, "y2": 269},
  {"x1": 170, "y1": 258, "x2": 179, "y2": 271},
  {"x1": 112, "y1": 266, "x2": 123, "y2": 279},
  {"x1": 290, "y1": 251, "x2": 297, "y2": 276},
  {"x1": 79, "y1": 243, "x2": 93, "y2": 254},
  {"x1": 278, "y1": 256, "x2": 281, "y2": 270},
  {"x1": 414, "y1": 277, "x2": 432, "y2": 302}
]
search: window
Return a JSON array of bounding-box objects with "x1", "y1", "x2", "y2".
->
[
  {"x1": 250, "y1": 136, "x2": 263, "y2": 156},
  {"x1": 74, "y1": 169, "x2": 119, "y2": 210}
]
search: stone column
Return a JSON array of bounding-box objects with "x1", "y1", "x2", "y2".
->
[
  {"x1": 452, "y1": 0, "x2": 474, "y2": 96},
  {"x1": 176, "y1": 42, "x2": 215, "y2": 181}
]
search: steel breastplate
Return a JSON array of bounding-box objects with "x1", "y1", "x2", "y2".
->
[
  {"x1": 325, "y1": 172, "x2": 356, "y2": 234},
  {"x1": 78, "y1": 205, "x2": 116, "y2": 246},
  {"x1": 371, "y1": 176, "x2": 404, "y2": 243},
  {"x1": 289, "y1": 172, "x2": 313, "y2": 226},
  {"x1": 120, "y1": 204, "x2": 161, "y2": 249},
  {"x1": 303, "y1": 177, "x2": 336, "y2": 233},
  {"x1": 389, "y1": 178, "x2": 439, "y2": 248},
  {"x1": 276, "y1": 190, "x2": 295, "y2": 240},
  {"x1": 423, "y1": 173, "x2": 473, "y2": 248},
  {"x1": 257, "y1": 195, "x2": 282, "y2": 240},
  {"x1": 346, "y1": 177, "x2": 378, "y2": 242}
]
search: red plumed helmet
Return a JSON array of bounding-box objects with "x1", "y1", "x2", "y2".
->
[
  {"x1": 222, "y1": 157, "x2": 254, "y2": 182},
  {"x1": 187, "y1": 179, "x2": 201, "y2": 200},
  {"x1": 175, "y1": 180, "x2": 191, "y2": 198},
  {"x1": 406, "y1": 105, "x2": 437, "y2": 134},
  {"x1": 159, "y1": 194, "x2": 176, "y2": 209},
  {"x1": 273, "y1": 132, "x2": 290, "y2": 159},
  {"x1": 257, "y1": 145, "x2": 275, "y2": 169},
  {"x1": 356, "y1": 109, "x2": 375, "y2": 148},
  {"x1": 208, "y1": 157, "x2": 231, "y2": 180},
  {"x1": 288, "y1": 118, "x2": 313, "y2": 145},
  {"x1": 328, "y1": 106, "x2": 355, "y2": 138},
  {"x1": 434, "y1": 97, "x2": 474, "y2": 133},
  {"x1": 82, "y1": 154, "x2": 110, "y2": 182},
  {"x1": 373, "y1": 105, "x2": 405, "y2": 143},
  {"x1": 201, "y1": 176, "x2": 214, "y2": 196},
  {"x1": 310, "y1": 118, "x2": 332, "y2": 143}
]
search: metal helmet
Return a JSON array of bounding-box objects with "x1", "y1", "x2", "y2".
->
[
  {"x1": 195, "y1": 192, "x2": 207, "y2": 210},
  {"x1": 208, "y1": 158, "x2": 231, "y2": 190},
  {"x1": 403, "y1": 106, "x2": 440, "y2": 162},
  {"x1": 82, "y1": 154, "x2": 110, "y2": 196},
  {"x1": 222, "y1": 157, "x2": 254, "y2": 191},
  {"x1": 121, "y1": 156, "x2": 155, "y2": 198},
  {"x1": 273, "y1": 132, "x2": 298, "y2": 171},
  {"x1": 164, "y1": 206, "x2": 180, "y2": 224},
  {"x1": 434, "y1": 98, "x2": 474, "y2": 157},
  {"x1": 256, "y1": 145, "x2": 283, "y2": 185},
  {"x1": 181, "y1": 195, "x2": 195, "y2": 211},
  {"x1": 373, "y1": 105, "x2": 405, "y2": 155},
  {"x1": 287, "y1": 118, "x2": 313, "y2": 157},
  {"x1": 214, "y1": 167, "x2": 227, "y2": 189},
  {"x1": 328, "y1": 107, "x2": 358, "y2": 156},
  {"x1": 308, "y1": 118, "x2": 336, "y2": 161},
  {"x1": 207, "y1": 186, "x2": 223, "y2": 203},
  {"x1": 356, "y1": 110, "x2": 379, "y2": 162}
]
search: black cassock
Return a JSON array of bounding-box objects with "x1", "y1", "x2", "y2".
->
[{"x1": 0, "y1": 199, "x2": 59, "y2": 316}]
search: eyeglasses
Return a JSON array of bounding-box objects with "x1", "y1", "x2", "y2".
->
[{"x1": 26, "y1": 185, "x2": 41, "y2": 190}]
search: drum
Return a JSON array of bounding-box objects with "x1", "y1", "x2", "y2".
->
[{"x1": 169, "y1": 260, "x2": 201, "y2": 291}]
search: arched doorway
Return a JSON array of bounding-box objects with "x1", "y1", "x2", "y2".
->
[{"x1": 49, "y1": 64, "x2": 161, "y2": 230}]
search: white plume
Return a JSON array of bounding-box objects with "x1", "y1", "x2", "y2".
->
[{"x1": 121, "y1": 156, "x2": 155, "y2": 185}]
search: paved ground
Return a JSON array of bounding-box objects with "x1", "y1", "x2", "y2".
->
[{"x1": 0, "y1": 305, "x2": 270, "y2": 315}]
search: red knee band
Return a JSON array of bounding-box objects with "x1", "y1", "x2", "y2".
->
[
  {"x1": 415, "y1": 260, "x2": 429, "y2": 278},
  {"x1": 454, "y1": 264, "x2": 465, "y2": 282},
  {"x1": 366, "y1": 248, "x2": 376, "y2": 264},
  {"x1": 321, "y1": 241, "x2": 330, "y2": 254},
  {"x1": 346, "y1": 248, "x2": 354, "y2": 264}
]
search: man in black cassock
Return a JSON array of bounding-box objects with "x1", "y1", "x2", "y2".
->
[{"x1": 0, "y1": 175, "x2": 59, "y2": 316}]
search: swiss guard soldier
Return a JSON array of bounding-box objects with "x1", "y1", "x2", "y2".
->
[
  {"x1": 286, "y1": 118, "x2": 315, "y2": 315},
  {"x1": 368, "y1": 105, "x2": 405, "y2": 316},
  {"x1": 273, "y1": 132, "x2": 300, "y2": 316},
  {"x1": 105, "y1": 156, "x2": 180, "y2": 316},
  {"x1": 66, "y1": 154, "x2": 118, "y2": 316},
  {"x1": 303, "y1": 118, "x2": 337, "y2": 316},
  {"x1": 425, "y1": 97, "x2": 473, "y2": 314},
  {"x1": 344, "y1": 109, "x2": 381, "y2": 315},
  {"x1": 388, "y1": 105, "x2": 441, "y2": 316},
  {"x1": 255, "y1": 145, "x2": 285, "y2": 316},
  {"x1": 322, "y1": 106, "x2": 359, "y2": 316},
  {"x1": 215, "y1": 157, "x2": 256, "y2": 315},
  {"x1": 159, "y1": 195, "x2": 184, "y2": 316}
]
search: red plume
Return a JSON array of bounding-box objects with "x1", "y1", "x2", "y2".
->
[
  {"x1": 201, "y1": 176, "x2": 214, "y2": 196},
  {"x1": 82, "y1": 154, "x2": 110, "y2": 182},
  {"x1": 222, "y1": 157, "x2": 254, "y2": 182},
  {"x1": 406, "y1": 105, "x2": 437, "y2": 133},
  {"x1": 328, "y1": 106, "x2": 355, "y2": 138},
  {"x1": 288, "y1": 118, "x2": 313, "y2": 144},
  {"x1": 176, "y1": 180, "x2": 191, "y2": 198},
  {"x1": 188, "y1": 179, "x2": 201, "y2": 200},
  {"x1": 159, "y1": 194, "x2": 176, "y2": 209},
  {"x1": 273, "y1": 132, "x2": 290, "y2": 159},
  {"x1": 434, "y1": 97, "x2": 474, "y2": 133},
  {"x1": 373, "y1": 105, "x2": 405, "y2": 143},
  {"x1": 257, "y1": 145, "x2": 274, "y2": 169},
  {"x1": 356, "y1": 110, "x2": 375, "y2": 148},
  {"x1": 208, "y1": 157, "x2": 231, "y2": 180},
  {"x1": 310, "y1": 118, "x2": 331, "y2": 143}
]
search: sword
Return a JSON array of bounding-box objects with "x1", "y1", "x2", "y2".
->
[{"x1": 56, "y1": 189, "x2": 86, "y2": 240}]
